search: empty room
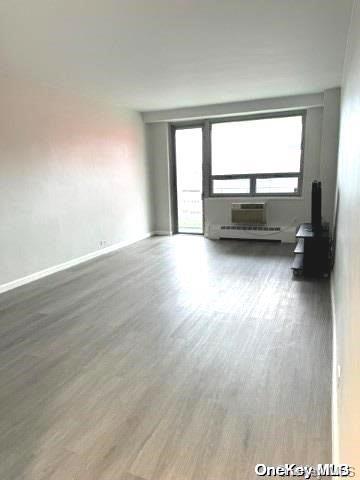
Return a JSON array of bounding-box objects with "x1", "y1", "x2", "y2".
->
[{"x1": 1, "y1": 1, "x2": 359, "y2": 479}]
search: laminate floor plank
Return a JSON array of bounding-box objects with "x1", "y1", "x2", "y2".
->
[{"x1": 0, "y1": 236, "x2": 332, "y2": 480}]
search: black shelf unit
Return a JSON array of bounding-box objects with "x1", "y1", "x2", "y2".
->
[{"x1": 292, "y1": 223, "x2": 331, "y2": 277}]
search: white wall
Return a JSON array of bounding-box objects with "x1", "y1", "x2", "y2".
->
[
  {"x1": 320, "y1": 88, "x2": 341, "y2": 230},
  {"x1": 0, "y1": 73, "x2": 153, "y2": 286},
  {"x1": 146, "y1": 123, "x2": 172, "y2": 234},
  {"x1": 142, "y1": 93, "x2": 324, "y2": 123},
  {"x1": 333, "y1": 0, "x2": 360, "y2": 469},
  {"x1": 146, "y1": 90, "x2": 340, "y2": 237}
]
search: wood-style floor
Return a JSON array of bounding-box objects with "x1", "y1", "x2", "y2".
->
[{"x1": 0, "y1": 236, "x2": 332, "y2": 480}]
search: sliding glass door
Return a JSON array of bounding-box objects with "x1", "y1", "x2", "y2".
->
[{"x1": 174, "y1": 127, "x2": 203, "y2": 234}]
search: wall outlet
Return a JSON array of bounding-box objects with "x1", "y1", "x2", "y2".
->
[{"x1": 99, "y1": 240, "x2": 107, "y2": 249}]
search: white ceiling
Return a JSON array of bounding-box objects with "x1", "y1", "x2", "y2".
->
[{"x1": 0, "y1": 0, "x2": 353, "y2": 111}]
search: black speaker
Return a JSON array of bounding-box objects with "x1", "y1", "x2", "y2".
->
[{"x1": 311, "y1": 180, "x2": 322, "y2": 230}]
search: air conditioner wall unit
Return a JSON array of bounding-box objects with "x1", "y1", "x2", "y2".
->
[{"x1": 231, "y1": 202, "x2": 266, "y2": 225}]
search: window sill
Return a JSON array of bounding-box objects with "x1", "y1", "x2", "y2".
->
[{"x1": 207, "y1": 195, "x2": 304, "y2": 201}]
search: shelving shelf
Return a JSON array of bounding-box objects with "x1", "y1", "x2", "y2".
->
[
  {"x1": 292, "y1": 253, "x2": 304, "y2": 271},
  {"x1": 294, "y1": 238, "x2": 304, "y2": 254},
  {"x1": 291, "y1": 223, "x2": 330, "y2": 277}
]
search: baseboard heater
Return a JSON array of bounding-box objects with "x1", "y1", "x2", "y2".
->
[
  {"x1": 206, "y1": 224, "x2": 295, "y2": 243},
  {"x1": 219, "y1": 224, "x2": 283, "y2": 242},
  {"x1": 221, "y1": 225, "x2": 280, "y2": 232}
]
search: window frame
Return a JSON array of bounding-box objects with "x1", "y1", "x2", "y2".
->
[
  {"x1": 169, "y1": 122, "x2": 206, "y2": 234},
  {"x1": 207, "y1": 110, "x2": 306, "y2": 198}
]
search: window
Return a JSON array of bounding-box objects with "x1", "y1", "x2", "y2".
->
[
  {"x1": 213, "y1": 178, "x2": 250, "y2": 194},
  {"x1": 256, "y1": 177, "x2": 299, "y2": 194},
  {"x1": 210, "y1": 113, "x2": 304, "y2": 196}
]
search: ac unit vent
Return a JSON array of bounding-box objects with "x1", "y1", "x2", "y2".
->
[
  {"x1": 232, "y1": 202, "x2": 265, "y2": 210},
  {"x1": 231, "y1": 203, "x2": 266, "y2": 224},
  {"x1": 239, "y1": 203, "x2": 263, "y2": 210}
]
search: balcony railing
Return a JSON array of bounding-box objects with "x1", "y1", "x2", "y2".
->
[{"x1": 178, "y1": 189, "x2": 202, "y2": 232}]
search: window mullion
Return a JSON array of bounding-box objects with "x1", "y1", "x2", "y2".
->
[
  {"x1": 203, "y1": 120, "x2": 211, "y2": 198},
  {"x1": 250, "y1": 176, "x2": 256, "y2": 195}
]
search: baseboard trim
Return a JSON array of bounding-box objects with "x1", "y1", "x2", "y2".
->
[
  {"x1": 330, "y1": 274, "x2": 339, "y2": 464},
  {"x1": 0, "y1": 232, "x2": 154, "y2": 295}
]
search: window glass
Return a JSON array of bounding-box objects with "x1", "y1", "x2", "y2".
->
[
  {"x1": 211, "y1": 116, "x2": 303, "y2": 175},
  {"x1": 213, "y1": 178, "x2": 250, "y2": 194},
  {"x1": 256, "y1": 177, "x2": 299, "y2": 194}
]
